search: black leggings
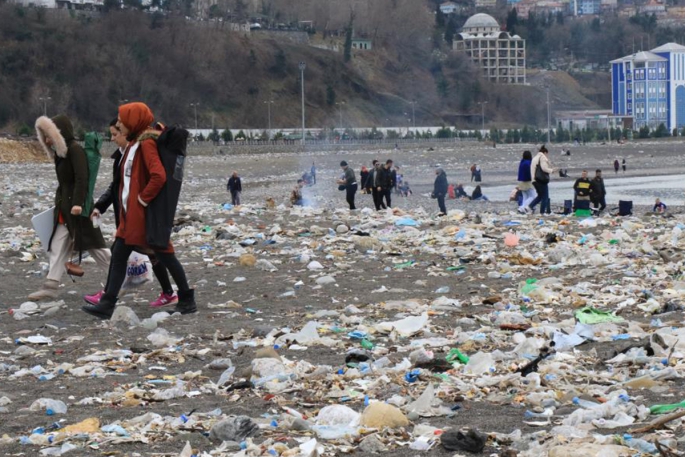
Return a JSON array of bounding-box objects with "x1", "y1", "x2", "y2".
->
[
  {"x1": 105, "y1": 238, "x2": 189, "y2": 298},
  {"x1": 104, "y1": 245, "x2": 173, "y2": 295}
]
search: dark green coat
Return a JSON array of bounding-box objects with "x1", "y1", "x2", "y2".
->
[{"x1": 36, "y1": 114, "x2": 106, "y2": 252}]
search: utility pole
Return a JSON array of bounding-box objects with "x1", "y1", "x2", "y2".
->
[
  {"x1": 546, "y1": 89, "x2": 551, "y2": 144},
  {"x1": 190, "y1": 103, "x2": 200, "y2": 133},
  {"x1": 299, "y1": 62, "x2": 306, "y2": 145},
  {"x1": 410, "y1": 101, "x2": 417, "y2": 129},
  {"x1": 264, "y1": 100, "x2": 273, "y2": 138},
  {"x1": 39, "y1": 96, "x2": 51, "y2": 116},
  {"x1": 336, "y1": 101, "x2": 345, "y2": 132},
  {"x1": 478, "y1": 101, "x2": 488, "y2": 135}
]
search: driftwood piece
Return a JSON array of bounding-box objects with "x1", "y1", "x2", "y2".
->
[{"x1": 629, "y1": 409, "x2": 685, "y2": 434}]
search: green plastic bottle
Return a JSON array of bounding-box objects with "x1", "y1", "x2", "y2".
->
[
  {"x1": 361, "y1": 339, "x2": 374, "y2": 350},
  {"x1": 446, "y1": 348, "x2": 469, "y2": 364},
  {"x1": 649, "y1": 400, "x2": 685, "y2": 415}
]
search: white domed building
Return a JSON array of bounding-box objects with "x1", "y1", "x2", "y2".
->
[{"x1": 453, "y1": 13, "x2": 526, "y2": 84}]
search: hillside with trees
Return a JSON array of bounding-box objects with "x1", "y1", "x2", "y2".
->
[{"x1": 1, "y1": 0, "x2": 682, "y2": 134}]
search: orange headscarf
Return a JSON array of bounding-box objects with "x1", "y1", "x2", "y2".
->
[{"x1": 118, "y1": 102, "x2": 154, "y2": 140}]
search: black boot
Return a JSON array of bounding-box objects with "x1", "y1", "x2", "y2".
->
[
  {"x1": 174, "y1": 289, "x2": 197, "y2": 315},
  {"x1": 82, "y1": 293, "x2": 118, "y2": 320}
]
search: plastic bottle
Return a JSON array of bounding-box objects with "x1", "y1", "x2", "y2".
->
[
  {"x1": 649, "y1": 400, "x2": 685, "y2": 415},
  {"x1": 446, "y1": 349, "x2": 470, "y2": 364},
  {"x1": 572, "y1": 397, "x2": 600, "y2": 409},
  {"x1": 92, "y1": 214, "x2": 100, "y2": 228},
  {"x1": 29, "y1": 399, "x2": 68, "y2": 415},
  {"x1": 524, "y1": 408, "x2": 554, "y2": 419},
  {"x1": 623, "y1": 434, "x2": 658, "y2": 454}
]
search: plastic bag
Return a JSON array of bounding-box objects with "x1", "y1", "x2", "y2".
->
[{"x1": 121, "y1": 252, "x2": 153, "y2": 290}]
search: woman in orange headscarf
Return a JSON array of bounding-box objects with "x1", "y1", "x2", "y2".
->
[{"x1": 82, "y1": 102, "x2": 196, "y2": 319}]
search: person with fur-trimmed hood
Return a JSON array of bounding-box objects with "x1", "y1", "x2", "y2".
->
[
  {"x1": 81, "y1": 102, "x2": 196, "y2": 319},
  {"x1": 30, "y1": 115, "x2": 112, "y2": 301}
]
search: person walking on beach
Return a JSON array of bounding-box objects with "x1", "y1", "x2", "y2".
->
[
  {"x1": 614, "y1": 159, "x2": 620, "y2": 174},
  {"x1": 29, "y1": 115, "x2": 112, "y2": 301},
  {"x1": 382, "y1": 159, "x2": 395, "y2": 208},
  {"x1": 369, "y1": 160, "x2": 387, "y2": 211},
  {"x1": 622, "y1": 158, "x2": 626, "y2": 173},
  {"x1": 470, "y1": 164, "x2": 476, "y2": 182},
  {"x1": 590, "y1": 169, "x2": 606, "y2": 214},
  {"x1": 359, "y1": 166, "x2": 369, "y2": 194},
  {"x1": 311, "y1": 162, "x2": 316, "y2": 184},
  {"x1": 84, "y1": 119, "x2": 178, "y2": 309},
  {"x1": 474, "y1": 165, "x2": 482, "y2": 182},
  {"x1": 528, "y1": 145, "x2": 554, "y2": 215},
  {"x1": 517, "y1": 150, "x2": 536, "y2": 214},
  {"x1": 82, "y1": 102, "x2": 196, "y2": 319},
  {"x1": 227, "y1": 171, "x2": 242, "y2": 206},
  {"x1": 433, "y1": 167, "x2": 448, "y2": 216},
  {"x1": 337, "y1": 161, "x2": 357, "y2": 210}
]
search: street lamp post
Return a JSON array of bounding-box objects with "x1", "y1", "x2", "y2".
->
[
  {"x1": 299, "y1": 62, "x2": 306, "y2": 145},
  {"x1": 478, "y1": 101, "x2": 488, "y2": 135},
  {"x1": 263, "y1": 100, "x2": 273, "y2": 138},
  {"x1": 39, "y1": 97, "x2": 51, "y2": 116},
  {"x1": 336, "y1": 101, "x2": 345, "y2": 132},
  {"x1": 546, "y1": 89, "x2": 551, "y2": 144},
  {"x1": 410, "y1": 101, "x2": 416, "y2": 129},
  {"x1": 190, "y1": 103, "x2": 200, "y2": 134}
]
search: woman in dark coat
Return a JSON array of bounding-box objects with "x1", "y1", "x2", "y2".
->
[
  {"x1": 82, "y1": 102, "x2": 196, "y2": 319},
  {"x1": 433, "y1": 167, "x2": 448, "y2": 216},
  {"x1": 30, "y1": 115, "x2": 111, "y2": 301}
]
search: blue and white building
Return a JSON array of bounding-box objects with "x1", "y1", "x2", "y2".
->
[{"x1": 611, "y1": 42, "x2": 685, "y2": 130}]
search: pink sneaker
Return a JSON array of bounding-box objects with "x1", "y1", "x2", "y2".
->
[
  {"x1": 150, "y1": 292, "x2": 178, "y2": 308},
  {"x1": 83, "y1": 290, "x2": 104, "y2": 306}
]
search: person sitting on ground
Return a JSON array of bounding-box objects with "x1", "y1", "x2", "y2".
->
[
  {"x1": 559, "y1": 169, "x2": 569, "y2": 178},
  {"x1": 455, "y1": 183, "x2": 469, "y2": 199},
  {"x1": 448, "y1": 183, "x2": 456, "y2": 199},
  {"x1": 291, "y1": 179, "x2": 305, "y2": 206},
  {"x1": 471, "y1": 185, "x2": 489, "y2": 201},
  {"x1": 654, "y1": 198, "x2": 667, "y2": 214}
]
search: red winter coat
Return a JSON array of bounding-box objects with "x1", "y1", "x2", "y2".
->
[{"x1": 116, "y1": 132, "x2": 173, "y2": 253}]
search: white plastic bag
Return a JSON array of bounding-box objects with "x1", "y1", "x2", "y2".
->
[{"x1": 121, "y1": 252, "x2": 153, "y2": 290}]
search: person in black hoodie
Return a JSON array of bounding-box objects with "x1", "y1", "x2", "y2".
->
[
  {"x1": 84, "y1": 119, "x2": 176, "y2": 309},
  {"x1": 590, "y1": 169, "x2": 606, "y2": 213},
  {"x1": 382, "y1": 159, "x2": 395, "y2": 208},
  {"x1": 227, "y1": 171, "x2": 242, "y2": 206},
  {"x1": 433, "y1": 167, "x2": 448, "y2": 216},
  {"x1": 368, "y1": 160, "x2": 387, "y2": 211}
]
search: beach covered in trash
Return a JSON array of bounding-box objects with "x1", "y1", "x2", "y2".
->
[{"x1": 2, "y1": 141, "x2": 685, "y2": 456}]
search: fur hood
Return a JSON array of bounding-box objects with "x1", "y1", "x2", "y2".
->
[{"x1": 35, "y1": 115, "x2": 73, "y2": 159}]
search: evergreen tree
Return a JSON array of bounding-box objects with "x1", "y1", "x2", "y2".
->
[
  {"x1": 344, "y1": 13, "x2": 354, "y2": 63},
  {"x1": 221, "y1": 129, "x2": 233, "y2": 142},
  {"x1": 208, "y1": 128, "x2": 220, "y2": 143},
  {"x1": 444, "y1": 17, "x2": 457, "y2": 45},
  {"x1": 506, "y1": 8, "x2": 518, "y2": 34},
  {"x1": 436, "y1": 4, "x2": 445, "y2": 28},
  {"x1": 326, "y1": 85, "x2": 336, "y2": 106}
]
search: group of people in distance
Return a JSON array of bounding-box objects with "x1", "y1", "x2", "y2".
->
[
  {"x1": 30, "y1": 102, "x2": 196, "y2": 320},
  {"x1": 514, "y1": 146, "x2": 608, "y2": 215}
]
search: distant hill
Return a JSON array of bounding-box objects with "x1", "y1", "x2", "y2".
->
[{"x1": 0, "y1": 5, "x2": 608, "y2": 134}]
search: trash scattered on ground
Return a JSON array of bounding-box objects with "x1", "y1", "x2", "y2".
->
[{"x1": 4, "y1": 147, "x2": 685, "y2": 456}]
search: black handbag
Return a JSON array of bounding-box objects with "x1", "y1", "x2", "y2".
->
[
  {"x1": 535, "y1": 163, "x2": 550, "y2": 184},
  {"x1": 338, "y1": 184, "x2": 346, "y2": 191}
]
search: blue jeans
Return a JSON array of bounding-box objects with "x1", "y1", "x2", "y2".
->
[{"x1": 530, "y1": 182, "x2": 550, "y2": 214}]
